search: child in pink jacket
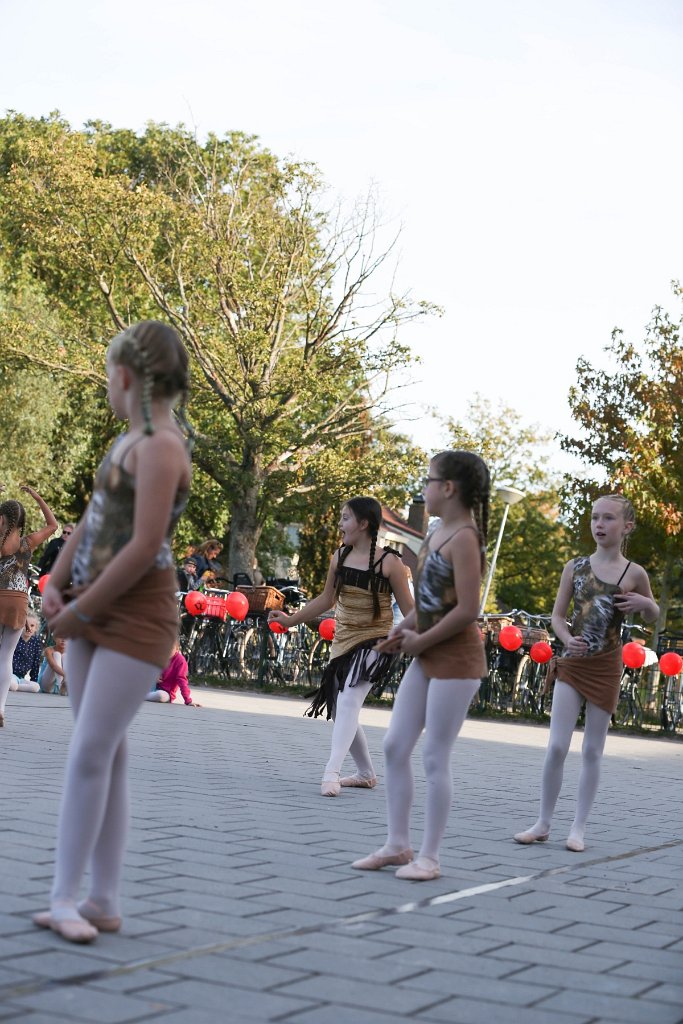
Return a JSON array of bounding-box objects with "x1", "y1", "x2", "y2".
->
[{"x1": 145, "y1": 644, "x2": 201, "y2": 706}]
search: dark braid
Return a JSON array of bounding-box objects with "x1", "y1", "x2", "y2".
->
[
  {"x1": 0, "y1": 499, "x2": 26, "y2": 553},
  {"x1": 367, "y1": 524, "x2": 381, "y2": 621},
  {"x1": 334, "y1": 543, "x2": 353, "y2": 599}
]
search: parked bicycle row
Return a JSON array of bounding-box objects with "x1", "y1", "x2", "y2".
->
[{"x1": 178, "y1": 587, "x2": 683, "y2": 734}]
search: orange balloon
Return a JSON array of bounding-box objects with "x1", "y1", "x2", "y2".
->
[
  {"x1": 530, "y1": 641, "x2": 553, "y2": 664},
  {"x1": 319, "y1": 617, "x2": 336, "y2": 641},
  {"x1": 499, "y1": 625, "x2": 523, "y2": 652},
  {"x1": 37, "y1": 574, "x2": 50, "y2": 594},
  {"x1": 184, "y1": 591, "x2": 207, "y2": 616},
  {"x1": 226, "y1": 591, "x2": 249, "y2": 621},
  {"x1": 269, "y1": 620, "x2": 287, "y2": 634},
  {"x1": 622, "y1": 641, "x2": 646, "y2": 669},
  {"x1": 659, "y1": 651, "x2": 683, "y2": 676}
]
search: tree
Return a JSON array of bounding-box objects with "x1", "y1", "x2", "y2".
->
[
  {"x1": 445, "y1": 397, "x2": 572, "y2": 612},
  {"x1": 0, "y1": 113, "x2": 435, "y2": 575},
  {"x1": 561, "y1": 286, "x2": 683, "y2": 635}
]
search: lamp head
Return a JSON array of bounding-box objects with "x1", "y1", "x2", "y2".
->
[{"x1": 495, "y1": 485, "x2": 525, "y2": 506}]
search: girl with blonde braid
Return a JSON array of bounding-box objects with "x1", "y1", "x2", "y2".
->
[
  {"x1": 353, "y1": 451, "x2": 489, "y2": 880},
  {"x1": 33, "y1": 320, "x2": 192, "y2": 943},
  {"x1": 0, "y1": 486, "x2": 58, "y2": 726},
  {"x1": 269, "y1": 496, "x2": 414, "y2": 797}
]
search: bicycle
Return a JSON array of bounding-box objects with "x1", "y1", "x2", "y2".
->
[
  {"x1": 656, "y1": 630, "x2": 683, "y2": 733},
  {"x1": 613, "y1": 625, "x2": 652, "y2": 728}
]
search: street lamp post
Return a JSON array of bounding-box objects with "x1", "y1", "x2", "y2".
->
[{"x1": 479, "y1": 485, "x2": 526, "y2": 614}]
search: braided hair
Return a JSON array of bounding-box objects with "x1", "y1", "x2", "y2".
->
[
  {"x1": 431, "y1": 450, "x2": 490, "y2": 573},
  {"x1": 108, "y1": 320, "x2": 193, "y2": 445},
  {"x1": 335, "y1": 496, "x2": 384, "y2": 620},
  {"x1": 598, "y1": 494, "x2": 636, "y2": 554},
  {"x1": 0, "y1": 499, "x2": 26, "y2": 553}
]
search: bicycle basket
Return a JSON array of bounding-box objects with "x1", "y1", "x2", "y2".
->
[
  {"x1": 237, "y1": 586, "x2": 285, "y2": 612},
  {"x1": 478, "y1": 616, "x2": 513, "y2": 639},
  {"x1": 520, "y1": 626, "x2": 550, "y2": 647},
  {"x1": 202, "y1": 596, "x2": 229, "y2": 621},
  {"x1": 656, "y1": 632, "x2": 683, "y2": 658}
]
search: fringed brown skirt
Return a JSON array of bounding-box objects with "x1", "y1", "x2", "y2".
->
[{"x1": 545, "y1": 644, "x2": 622, "y2": 714}]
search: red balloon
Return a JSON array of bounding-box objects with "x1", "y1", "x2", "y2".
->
[
  {"x1": 622, "y1": 641, "x2": 646, "y2": 669},
  {"x1": 269, "y1": 620, "x2": 287, "y2": 634},
  {"x1": 499, "y1": 625, "x2": 523, "y2": 652},
  {"x1": 319, "y1": 617, "x2": 336, "y2": 641},
  {"x1": 530, "y1": 641, "x2": 553, "y2": 664},
  {"x1": 226, "y1": 590, "x2": 249, "y2": 621},
  {"x1": 184, "y1": 591, "x2": 207, "y2": 616},
  {"x1": 659, "y1": 651, "x2": 683, "y2": 676},
  {"x1": 37, "y1": 574, "x2": 50, "y2": 594}
]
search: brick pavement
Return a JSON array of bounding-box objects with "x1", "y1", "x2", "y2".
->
[{"x1": 0, "y1": 688, "x2": 681, "y2": 1024}]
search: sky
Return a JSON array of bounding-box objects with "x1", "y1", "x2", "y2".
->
[{"x1": 1, "y1": 0, "x2": 681, "y2": 472}]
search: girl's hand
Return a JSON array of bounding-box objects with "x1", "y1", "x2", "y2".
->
[
  {"x1": 47, "y1": 603, "x2": 87, "y2": 639},
  {"x1": 188, "y1": 701, "x2": 202, "y2": 708},
  {"x1": 613, "y1": 591, "x2": 649, "y2": 615},
  {"x1": 268, "y1": 610, "x2": 295, "y2": 628},
  {"x1": 20, "y1": 485, "x2": 40, "y2": 500},
  {"x1": 375, "y1": 631, "x2": 404, "y2": 654},
  {"x1": 41, "y1": 583, "x2": 65, "y2": 620},
  {"x1": 397, "y1": 628, "x2": 427, "y2": 657},
  {"x1": 565, "y1": 635, "x2": 589, "y2": 657}
]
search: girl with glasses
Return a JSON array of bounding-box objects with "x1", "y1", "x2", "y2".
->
[{"x1": 353, "y1": 450, "x2": 489, "y2": 880}]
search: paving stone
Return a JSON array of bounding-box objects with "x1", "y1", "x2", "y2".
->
[
  {"x1": 535, "y1": 989, "x2": 683, "y2": 1023},
  {"x1": 2, "y1": 690, "x2": 681, "y2": 1024}
]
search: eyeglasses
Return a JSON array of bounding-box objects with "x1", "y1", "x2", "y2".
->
[
  {"x1": 422, "y1": 476, "x2": 444, "y2": 486},
  {"x1": 62, "y1": 530, "x2": 73, "y2": 537}
]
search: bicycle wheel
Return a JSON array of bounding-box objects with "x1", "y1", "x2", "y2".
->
[
  {"x1": 277, "y1": 630, "x2": 306, "y2": 685},
  {"x1": 307, "y1": 637, "x2": 330, "y2": 687},
  {"x1": 513, "y1": 655, "x2": 538, "y2": 714}
]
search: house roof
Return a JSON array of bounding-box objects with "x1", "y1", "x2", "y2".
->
[{"x1": 381, "y1": 505, "x2": 425, "y2": 540}]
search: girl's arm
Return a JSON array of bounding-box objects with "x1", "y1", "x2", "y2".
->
[
  {"x1": 48, "y1": 433, "x2": 190, "y2": 635},
  {"x1": 551, "y1": 561, "x2": 588, "y2": 656},
  {"x1": 269, "y1": 554, "x2": 339, "y2": 628},
  {"x1": 613, "y1": 565, "x2": 660, "y2": 623},
  {"x1": 396, "y1": 530, "x2": 481, "y2": 656},
  {"x1": 21, "y1": 486, "x2": 58, "y2": 552},
  {"x1": 385, "y1": 555, "x2": 415, "y2": 617}
]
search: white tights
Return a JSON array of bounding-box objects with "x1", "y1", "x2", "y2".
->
[
  {"x1": 50, "y1": 638, "x2": 158, "y2": 918},
  {"x1": 145, "y1": 689, "x2": 171, "y2": 702},
  {"x1": 383, "y1": 660, "x2": 480, "y2": 864},
  {"x1": 0, "y1": 624, "x2": 23, "y2": 715},
  {"x1": 324, "y1": 679, "x2": 374, "y2": 778},
  {"x1": 531, "y1": 679, "x2": 611, "y2": 841}
]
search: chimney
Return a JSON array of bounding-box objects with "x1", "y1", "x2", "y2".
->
[{"x1": 407, "y1": 495, "x2": 428, "y2": 536}]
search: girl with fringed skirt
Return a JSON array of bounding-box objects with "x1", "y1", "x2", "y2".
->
[{"x1": 269, "y1": 497, "x2": 414, "y2": 797}]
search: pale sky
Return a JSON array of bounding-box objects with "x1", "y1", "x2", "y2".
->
[{"x1": 1, "y1": 0, "x2": 681, "y2": 463}]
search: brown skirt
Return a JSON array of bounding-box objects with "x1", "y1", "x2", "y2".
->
[
  {"x1": 0, "y1": 590, "x2": 29, "y2": 631},
  {"x1": 418, "y1": 621, "x2": 487, "y2": 680},
  {"x1": 76, "y1": 567, "x2": 179, "y2": 669},
  {"x1": 545, "y1": 645, "x2": 622, "y2": 714}
]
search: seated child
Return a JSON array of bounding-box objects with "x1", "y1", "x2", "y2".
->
[
  {"x1": 37, "y1": 637, "x2": 67, "y2": 695},
  {"x1": 10, "y1": 613, "x2": 43, "y2": 693},
  {"x1": 146, "y1": 643, "x2": 201, "y2": 706}
]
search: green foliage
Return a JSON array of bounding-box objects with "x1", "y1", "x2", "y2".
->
[
  {"x1": 0, "y1": 113, "x2": 436, "y2": 575},
  {"x1": 561, "y1": 285, "x2": 683, "y2": 631},
  {"x1": 444, "y1": 396, "x2": 571, "y2": 613}
]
